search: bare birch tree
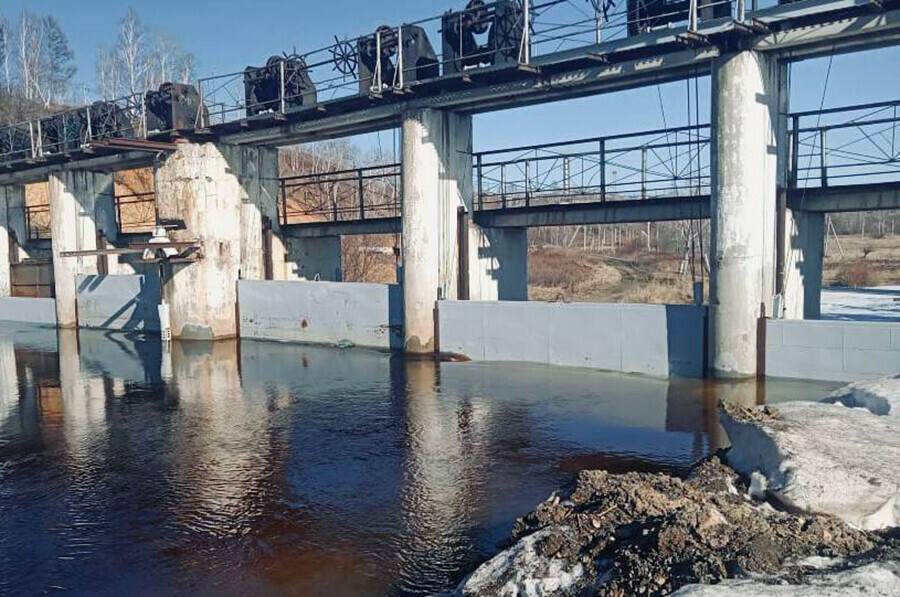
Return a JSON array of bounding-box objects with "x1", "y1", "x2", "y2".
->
[
  {"x1": 97, "y1": 10, "x2": 195, "y2": 99},
  {"x1": 17, "y1": 10, "x2": 44, "y2": 102},
  {"x1": 0, "y1": 19, "x2": 10, "y2": 93},
  {"x1": 116, "y1": 9, "x2": 148, "y2": 97}
]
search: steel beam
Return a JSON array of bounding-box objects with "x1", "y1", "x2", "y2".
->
[
  {"x1": 472, "y1": 196, "x2": 711, "y2": 228},
  {"x1": 787, "y1": 182, "x2": 900, "y2": 212},
  {"x1": 283, "y1": 216, "x2": 401, "y2": 238},
  {"x1": 0, "y1": 151, "x2": 157, "y2": 185}
]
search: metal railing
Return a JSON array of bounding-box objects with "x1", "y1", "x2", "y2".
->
[
  {"x1": 115, "y1": 191, "x2": 157, "y2": 234},
  {"x1": 25, "y1": 203, "x2": 51, "y2": 240},
  {"x1": 279, "y1": 163, "x2": 402, "y2": 226},
  {"x1": 474, "y1": 123, "x2": 711, "y2": 211},
  {"x1": 0, "y1": 93, "x2": 148, "y2": 164},
  {"x1": 197, "y1": 0, "x2": 753, "y2": 127},
  {"x1": 790, "y1": 99, "x2": 900, "y2": 190}
]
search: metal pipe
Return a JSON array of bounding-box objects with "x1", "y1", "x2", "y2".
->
[
  {"x1": 477, "y1": 154, "x2": 484, "y2": 211},
  {"x1": 373, "y1": 28, "x2": 383, "y2": 93},
  {"x1": 524, "y1": 159, "x2": 531, "y2": 207},
  {"x1": 280, "y1": 59, "x2": 287, "y2": 114},
  {"x1": 396, "y1": 26, "x2": 405, "y2": 89},
  {"x1": 28, "y1": 121, "x2": 36, "y2": 160},
  {"x1": 501, "y1": 164, "x2": 507, "y2": 209},
  {"x1": 820, "y1": 128, "x2": 828, "y2": 188},
  {"x1": 141, "y1": 92, "x2": 147, "y2": 137},
  {"x1": 85, "y1": 106, "x2": 93, "y2": 144},
  {"x1": 641, "y1": 146, "x2": 647, "y2": 198},
  {"x1": 280, "y1": 178, "x2": 288, "y2": 226},
  {"x1": 521, "y1": 0, "x2": 532, "y2": 65},
  {"x1": 790, "y1": 115, "x2": 800, "y2": 188},
  {"x1": 358, "y1": 169, "x2": 366, "y2": 220},
  {"x1": 600, "y1": 138, "x2": 606, "y2": 202}
]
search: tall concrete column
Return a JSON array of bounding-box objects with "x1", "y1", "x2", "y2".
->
[
  {"x1": 401, "y1": 108, "x2": 472, "y2": 352},
  {"x1": 2, "y1": 185, "x2": 27, "y2": 262},
  {"x1": 708, "y1": 51, "x2": 787, "y2": 378},
  {"x1": 155, "y1": 141, "x2": 279, "y2": 340},
  {"x1": 782, "y1": 209, "x2": 825, "y2": 319},
  {"x1": 0, "y1": 185, "x2": 20, "y2": 297},
  {"x1": 466, "y1": 225, "x2": 529, "y2": 301},
  {"x1": 233, "y1": 145, "x2": 283, "y2": 280},
  {"x1": 90, "y1": 174, "x2": 117, "y2": 275},
  {"x1": 49, "y1": 170, "x2": 114, "y2": 327}
]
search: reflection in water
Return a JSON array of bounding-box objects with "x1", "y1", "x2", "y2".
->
[{"x1": 0, "y1": 325, "x2": 841, "y2": 596}]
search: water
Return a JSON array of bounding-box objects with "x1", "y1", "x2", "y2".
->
[{"x1": 0, "y1": 324, "x2": 841, "y2": 596}]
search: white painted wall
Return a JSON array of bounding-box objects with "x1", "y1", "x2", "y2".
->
[{"x1": 438, "y1": 301, "x2": 707, "y2": 377}]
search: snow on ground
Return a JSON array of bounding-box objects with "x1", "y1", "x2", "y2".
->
[
  {"x1": 823, "y1": 377, "x2": 900, "y2": 417},
  {"x1": 821, "y1": 286, "x2": 900, "y2": 321},
  {"x1": 453, "y1": 527, "x2": 585, "y2": 597},
  {"x1": 721, "y1": 377, "x2": 900, "y2": 530},
  {"x1": 670, "y1": 561, "x2": 900, "y2": 596}
]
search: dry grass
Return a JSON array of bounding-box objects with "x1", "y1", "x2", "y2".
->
[
  {"x1": 528, "y1": 246, "x2": 697, "y2": 304},
  {"x1": 824, "y1": 235, "x2": 900, "y2": 287},
  {"x1": 342, "y1": 235, "x2": 398, "y2": 284},
  {"x1": 835, "y1": 261, "x2": 874, "y2": 287}
]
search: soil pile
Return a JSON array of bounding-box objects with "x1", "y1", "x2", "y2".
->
[{"x1": 456, "y1": 456, "x2": 895, "y2": 596}]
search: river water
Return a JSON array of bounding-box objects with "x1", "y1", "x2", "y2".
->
[{"x1": 0, "y1": 324, "x2": 840, "y2": 596}]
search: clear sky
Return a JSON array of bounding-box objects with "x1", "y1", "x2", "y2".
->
[{"x1": 2, "y1": 0, "x2": 898, "y2": 156}]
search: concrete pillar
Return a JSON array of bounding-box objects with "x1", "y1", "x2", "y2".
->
[
  {"x1": 233, "y1": 145, "x2": 283, "y2": 280},
  {"x1": 90, "y1": 175, "x2": 117, "y2": 275},
  {"x1": 283, "y1": 234, "x2": 342, "y2": 281},
  {"x1": 467, "y1": 225, "x2": 529, "y2": 301},
  {"x1": 49, "y1": 170, "x2": 114, "y2": 327},
  {"x1": 708, "y1": 51, "x2": 787, "y2": 378},
  {"x1": 3, "y1": 185, "x2": 27, "y2": 260},
  {"x1": 1, "y1": 187, "x2": 13, "y2": 296},
  {"x1": 782, "y1": 209, "x2": 825, "y2": 319},
  {"x1": 0, "y1": 184, "x2": 27, "y2": 296},
  {"x1": 154, "y1": 141, "x2": 279, "y2": 340},
  {"x1": 401, "y1": 108, "x2": 472, "y2": 352}
]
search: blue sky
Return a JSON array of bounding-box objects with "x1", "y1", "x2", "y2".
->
[{"x1": 2, "y1": 0, "x2": 898, "y2": 155}]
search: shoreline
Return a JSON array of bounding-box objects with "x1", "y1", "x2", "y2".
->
[{"x1": 451, "y1": 378, "x2": 900, "y2": 596}]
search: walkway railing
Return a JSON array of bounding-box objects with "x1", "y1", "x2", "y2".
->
[
  {"x1": 25, "y1": 203, "x2": 51, "y2": 241},
  {"x1": 0, "y1": 93, "x2": 148, "y2": 164},
  {"x1": 790, "y1": 99, "x2": 900, "y2": 190},
  {"x1": 116, "y1": 191, "x2": 157, "y2": 235},
  {"x1": 197, "y1": 0, "x2": 744, "y2": 128},
  {"x1": 279, "y1": 163, "x2": 401, "y2": 226},
  {"x1": 474, "y1": 123, "x2": 711, "y2": 211}
]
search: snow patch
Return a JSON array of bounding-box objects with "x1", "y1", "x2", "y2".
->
[
  {"x1": 670, "y1": 561, "x2": 900, "y2": 596},
  {"x1": 791, "y1": 556, "x2": 845, "y2": 570},
  {"x1": 821, "y1": 286, "x2": 900, "y2": 322},
  {"x1": 722, "y1": 377, "x2": 900, "y2": 530},
  {"x1": 822, "y1": 377, "x2": 900, "y2": 418},
  {"x1": 456, "y1": 528, "x2": 585, "y2": 597}
]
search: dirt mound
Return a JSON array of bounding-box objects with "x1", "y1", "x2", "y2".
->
[{"x1": 458, "y1": 456, "x2": 892, "y2": 596}]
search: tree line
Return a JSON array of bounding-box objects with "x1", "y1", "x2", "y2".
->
[{"x1": 0, "y1": 8, "x2": 194, "y2": 124}]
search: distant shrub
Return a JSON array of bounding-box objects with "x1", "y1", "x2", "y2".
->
[{"x1": 837, "y1": 261, "x2": 873, "y2": 287}]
